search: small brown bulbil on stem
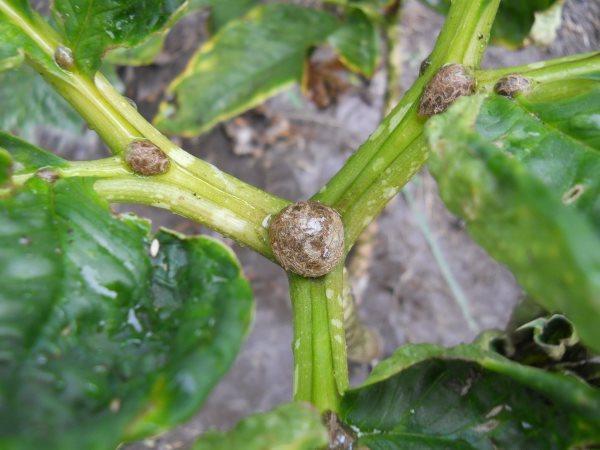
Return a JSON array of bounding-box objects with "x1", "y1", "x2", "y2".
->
[
  {"x1": 419, "y1": 63, "x2": 475, "y2": 117},
  {"x1": 494, "y1": 74, "x2": 532, "y2": 98},
  {"x1": 125, "y1": 140, "x2": 170, "y2": 176},
  {"x1": 269, "y1": 201, "x2": 344, "y2": 278},
  {"x1": 54, "y1": 45, "x2": 74, "y2": 70},
  {"x1": 35, "y1": 168, "x2": 59, "y2": 183},
  {"x1": 419, "y1": 56, "x2": 431, "y2": 76}
]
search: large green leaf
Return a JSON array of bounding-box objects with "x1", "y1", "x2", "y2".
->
[
  {"x1": 328, "y1": 7, "x2": 380, "y2": 77},
  {"x1": 0, "y1": 0, "x2": 61, "y2": 75},
  {"x1": 51, "y1": 0, "x2": 186, "y2": 76},
  {"x1": 341, "y1": 343, "x2": 600, "y2": 449},
  {"x1": 426, "y1": 94, "x2": 600, "y2": 352},
  {"x1": 0, "y1": 140, "x2": 254, "y2": 449},
  {"x1": 0, "y1": 148, "x2": 10, "y2": 185},
  {"x1": 204, "y1": 0, "x2": 257, "y2": 32},
  {"x1": 107, "y1": 0, "x2": 257, "y2": 66},
  {"x1": 0, "y1": 131, "x2": 68, "y2": 173},
  {"x1": 0, "y1": 65, "x2": 84, "y2": 139},
  {"x1": 476, "y1": 78, "x2": 600, "y2": 229},
  {"x1": 192, "y1": 402, "x2": 328, "y2": 450},
  {"x1": 154, "y1": 3, "x2": 338, "y2": 137},
  {"x1": 417, "y1": 0, "x2": 559, "y2": 47}
]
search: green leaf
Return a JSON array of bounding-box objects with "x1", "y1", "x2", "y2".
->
[
  {"x1": 106, "y1": 0, "x2": 256, "y2": 67},
  {"x1": 0, "y1": 65, "x2": 85, "y2": 139},
  {"x1": 154, "y1": 3, "x2": 338, "y2": 137},
  {"x1": 341, "y1": 343, "x2": 600, "y2": 449},
  {"x1": 0, "y1": 131, "x2": 68, "y2": 173},
  {"x1": 426, "y1": 94, "x2": 600, "y2": 352},
  {"x1": 0, "y1": 152, "x2": 254, "y2": 449},
  {"x1": 417, "y1": 0, "x2": 560, "y2": 47},
  {"x1": 0, "y1": 43, "x2": 23, "y2": 71},
  {"x1": 52, "y1": 0, "x2": 186, "y2": 76},
  {"x1": 106, "y1": 32, "x2": 166, "y2": 66},
  {"x1": 0, "y1": 0, "x2": 60, "y2": 75},
  {"x1": 493, "y1": 0, "x2": 559, "y2": 48},
  {"x1": 328, "y1": 8, "x2": 380, "y2": 77},
  {"x1": 477, "y1": 80, "x2": 600, "y2": 228},
  {"x1": 0, "y1": 147, "x2": 11, "y2": 185},
  {"x1": 206, "y1": 0, "x2": 257, "y2": 32},
  {"x1": 191, "y1": 402, "x2": 328, "y2": 450}
]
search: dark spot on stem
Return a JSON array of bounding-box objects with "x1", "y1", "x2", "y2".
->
[
  {"x1": 419, "y1": 64, "x2": 475, "y2": 117},
  {"x1": 269, "y1": 201, "x2": 344, "y2": 278},
  {"x1": 125, "y1": 140, "x2": 170, "y2": 176}
]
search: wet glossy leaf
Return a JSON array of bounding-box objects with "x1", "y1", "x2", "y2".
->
[
  {"x1": 0, "y1": 131, "x2": 68, "y2": 173},
  {"x1": 0, "y1": 148, "x2": 10, "y2": 185},
  {"x1": 52, "y1": 0, "x2": 186, "y2": 75},
  {"x1": 478, "y1": 78, "x2": 600, "y2": 228},
  {"x1": 0, "y1": 146, "x2": 254, "y2": 449},
  {"x1": 341, "y1": 344, "x2": 600, "y2": 449},
  {"x1": 107, "y1": 0, "x2": 256, "y2": 66},
  {"x1": 0, "y1": 65, "x2": 85, "y2": 140},
  {"x1": 154, "y1": 3, "x2": 338, "y2": 137},
  {"x1": 192, "y1": 402, "x2": 328, "y2": 450},
  {"x1": 106, "y1": 32, "x2": 166, "y2": 66},
  {"x1": 205, "y1": 0, "x2": 257, "y2": 31},
  {"x1": 417, "y1": 0, "x2": 559, "y2": 47},
  {"x1": 426, "y1": 94, "x2": 600, "y2": 352},
  {"x1": 0, "y1": 0, "x2": 61, "y2": 75},
  {"x1": 328, "y1": 8, "x2": 380, "y2": 77}
]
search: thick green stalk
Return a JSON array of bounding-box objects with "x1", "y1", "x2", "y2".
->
[
  {"x1": 94, "y1": 177, "x2": 272, "y2": 258},
  {"x1": 476, "y1": 51, "x2": 600, "y2": 90},
  {"x1": 13, "y1": 157, "x2": 275, "y2": 257},
  {"x1": 5, "y1": 1, "x2": 289, "y2": 252},
  {"x1": 289, "y1": 266, "x2": 348, "y2": 412},
  {"x1": 313, "y1": 0, "x2": 501, "y2": 248}
]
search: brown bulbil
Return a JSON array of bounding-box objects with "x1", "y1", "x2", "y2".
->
[
  {"x1": 494, "y1": 74, "x2": 531, "y2": 98},
  {"x1": 269, "y1": 201, "x2": 344, "y2": 278},
  {"x1": 54, "y1": 45, "x2": 74, "y2": 70},
  {"x1": 419, "y1": 56, "x2": 431, "y2": 76},
  {"x1": 419, "y1": 63, "x2": 475, "y2": 117},
  {"x1": 125, "y1": 140, "x2": 170, "y2": 176},
  {"x1": 36, "y1": 168, "x2": 59, "y2": 183},
  {"x1": 323, "y1": 411, "x2": 357, "y2": 450}
]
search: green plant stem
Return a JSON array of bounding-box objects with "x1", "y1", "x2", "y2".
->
[
  {"x1": 289, "y1": 265, "x2": 348, "y2": 412},
  {"x1": 95, "y1": 177, "x2": 272, "y2": 258},
  {"x1": 476, "y1": 51, "x2": 600, "y2": 90},
  {"x1": 13, "y1": 157, "x2": 275, "y2": 258},
  {"x1": 313, "y1": 0, "x2": 501, "y2": 249},
  {"x1": 6, "y1": 1, "x2": 289, "y2": 252}
]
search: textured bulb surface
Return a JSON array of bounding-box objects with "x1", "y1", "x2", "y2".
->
[
  {"x1": 494, "y1": 74, "x2": 532, "y2": 98},
  {"x1": 419, "y1": 64, "x2": 475, "y2": 117},
  {"x1": 125, "y1": 140, "x2": 170, "y2": 176},
  {"x1": 269, "y1": 201, "x2": 344, "y2": 278}
]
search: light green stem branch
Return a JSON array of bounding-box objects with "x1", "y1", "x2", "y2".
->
[
  {"x1": 313, "y1": 0, "x2": 502, "y2": 249},
  {"x1": 94, "y1": 177, "x2": 273, "y2": 258},
  {"x1": 5, "y1": 1, "x2": 289, "y2": 254},
  {"x1": 476, "y1": 51, "x2": 600, "y2": 90},
  {"x1": 289, "y1": 265, "x2": 347, "y2": 412},
  {"x1": 13, "y1": 157, "x2": 275, "y2": 258}
]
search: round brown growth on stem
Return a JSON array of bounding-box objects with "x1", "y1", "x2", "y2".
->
[
  {"x1": 35, "y1": 168, "x2": 60, "y2": 183},
  {"x1": 54, "y1": 45, "x2": 74, "y2": 70},
  {"x1": 419, "y1": 63, "x2": 475, "y2": 117},
  {"x1": 125, "y1": 140, "x2": 170, "y2": 176},
  {"x1": 494, "y1": 74, "x2": 532, "y2": 98},
  {"x1": 419, "y1": 56, "x2": 431, "y2": 76},
  {"x1": 269, "y1": 201, "x2": 344, "y2": 278}
]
